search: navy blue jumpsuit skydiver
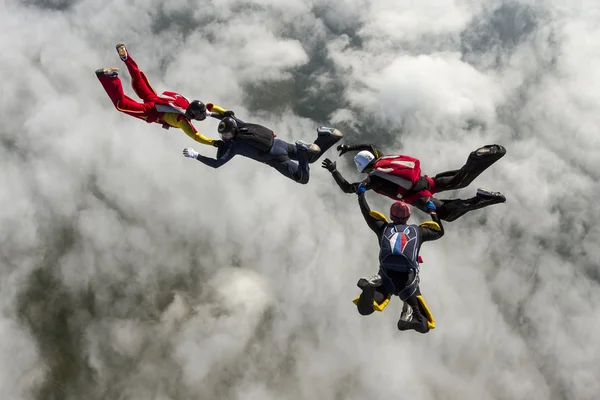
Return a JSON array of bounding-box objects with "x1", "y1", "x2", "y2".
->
[
  {"x1": 356, "y1": 192, "x2": 445, "y2": 333},
  {"x1": 191, "y1": 111, "x2": 340, "y2": 184},
  {"x1": 194, "y1": 132, "x2": 312, "y2": 184}
]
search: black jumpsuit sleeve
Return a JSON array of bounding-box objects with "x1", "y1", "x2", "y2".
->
[
  {"x1": 209, "y1": 110, "x2": 245, "y2": 125},
  {"x1": 357, "y1": 192, "x2": 386, "y2": 239},
  {"x1": 345, "y1": 144, "x2": 384, "y2": 158},
  {"x1": 418, "y1": 212, "x2": 445, "y2": 242},
  {"x1": 331, "y1": 170, "x2": 359, "y2": 194}
]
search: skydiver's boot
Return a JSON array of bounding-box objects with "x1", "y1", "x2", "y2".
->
[
  {"x1": 433, "y1": 144, "x2": 506, "y2": 192},
  {"x1": 474, "y1": 144, "x2": 505, "y2": 158},
  {"x1": 356, "y1": 273, "x2": 383, "y2": 316},
  {"x1": 438, "y1": 188, "x2": 506, "y2": 222},
  {"x1": 476, "y1": 188, "x2": 506, "y2": 202},
  {"x1": 295, "y1": 140, "x2": 320, "y2": 155},
  {"x1": 317, "y1": 126, "x2": 343, "y2": 138},
  {"x1": 95, "y1": 67, "x2": 119, "y2": 78},
  {"x1": 308, "y1": 127, "x2": 344, "y2": 163},
  {"x1": 399, "y1": 302, "x2": 413, "y2": 322},
  {"x1": 357, "y1": 273, "x2": 382, "y2": 289},
  {"x1": 397, "y1": 306, "x2": 429, "y2": 333},
  {"x1": 116, "y1": 43, "x2": 128, "y2": 61}
]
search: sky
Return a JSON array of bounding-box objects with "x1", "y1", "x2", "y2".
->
[{"x1": 1, "y1": 0, "x2": 600, "y2": 399}]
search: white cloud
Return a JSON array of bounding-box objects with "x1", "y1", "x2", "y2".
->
[{"x1": 1, "y1": 0, "x2": 600, "y2": 399}]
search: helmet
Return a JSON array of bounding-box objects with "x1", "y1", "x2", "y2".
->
[
  {"x1": 218, "y1": 117, "x2": 238, "y2": 140},
  {"x1": 390, "y1": 201, "x2": 410, "y2": 224},
  {"x1": 354, "y1": 150, "x2": 376, "y2": 173},
  {"x1": 185, "y1": 100, "x2": 207, "y2": 121}
]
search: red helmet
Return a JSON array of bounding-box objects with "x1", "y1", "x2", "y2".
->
[{"x1": 390, "y1": 201, "x2": 410, "y2": 224}]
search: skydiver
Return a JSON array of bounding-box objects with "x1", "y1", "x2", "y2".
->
[
  {"x1": 181, "y1": 105, "x2": 343, "y2": 184},
  {"x1": 95, "y1": 44, "x2": 221, "y2": 149},
  {"x1": 321, "y1": 143, "x2": 507, "y2": 221},
  {"x1": 353, "y1": 188, "x2": 444, "y2": 333}
]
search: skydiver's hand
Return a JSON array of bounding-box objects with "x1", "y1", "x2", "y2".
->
[
  {"x1": 321, "y1": 158, "x2": 337, "y2": 172},
  {"x1": 183, "y1": 148, "x2": 199, "y2": 159},
  {"x1": 337, "y1": 144, "x2": 350, "y2": 156},
  {"x1": 425, "y1": 200, "x2": 436, "y2": 213},
  {"x1": 356, "y1": 182, "x2": 367, "y2": 194},
  {"x1": 223, "y1": 110, "x2": 235, "y2": 117},
  {"x1": 206, "y1": 103, "x2": 214, "y2": 111},
  {"x1": 213, "y1": 140, "x2": 224, "y2": 149}
]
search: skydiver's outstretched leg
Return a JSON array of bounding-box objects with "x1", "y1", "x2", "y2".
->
[
  {"x1": 268, "y1": 140, "x2": 318, "y2": 184},
  {"x1": 415, "y1": 188, "x2": 506, "y2": 222},
  {"x1": 431, "y1": 144, "x2": 506, "y2": 193},
  {"x1": 95, "y1": 68, "x2": 154, "y2": 117},
  {"x1": 287, "y1": 127, "x2": 343, "y2": 164},
  {"x1": 308, "y1": 127, "x2": 344, "y2": 163},
  {"x1": 381, "y1": 269, "x2": 430, "y2": 334},
  {"x1": 116, "y1": 44, "x2": 160, "y2": 103}
]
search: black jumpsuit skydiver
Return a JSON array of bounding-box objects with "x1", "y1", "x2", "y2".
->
[
  {"x1": 192, "y1": 114, "x2": 339, "y2": 184},
  {"x1": 194, "y1": 133, "x2": 313, "y2": 183},
  {"x1": 356, "y1": 192, "x2": 445, "y2": 333}
]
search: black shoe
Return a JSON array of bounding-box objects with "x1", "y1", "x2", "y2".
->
[
  {"x1": 476, "y1": 188, "x2": 506, "y2": 202},
  {"x1": 474, "y1": 144, "x2": 505, "y2": 158}
]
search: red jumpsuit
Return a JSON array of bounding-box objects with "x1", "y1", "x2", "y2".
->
[{"x1": 96, "y1": 56, "x2": 214, "y2": 146}]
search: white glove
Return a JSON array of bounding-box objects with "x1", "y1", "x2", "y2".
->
[{"x1": 183, "y1": 148, "x2": 199, "y2": 159}]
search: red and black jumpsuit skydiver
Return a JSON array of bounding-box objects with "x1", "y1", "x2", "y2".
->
[
  {"x1": 322, "y1": 143, "x2": 507, "y2": 221},
  {"x1": 95, "y1": 43, "x2": 220, "y2": 149},
  {"x1": 354, "y1": 192, "x2": 444, "y2": 333}
]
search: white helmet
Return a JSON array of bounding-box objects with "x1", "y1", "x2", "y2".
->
[{"x1": 354, "y1": 150, "x2": 376, "y2": 172}]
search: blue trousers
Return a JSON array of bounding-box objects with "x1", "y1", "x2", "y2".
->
[{"x1": 266, "y1": 139, "x2": 311, "y2": 184}]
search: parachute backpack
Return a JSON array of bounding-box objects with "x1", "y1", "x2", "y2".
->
[{"x1": 208, "y1": 103, "x2": 275, "y2": 152}]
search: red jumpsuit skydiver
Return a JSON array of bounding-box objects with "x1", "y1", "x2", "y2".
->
[{"x1": 95, "y1": 44, "x2": 217, "y2": 147}]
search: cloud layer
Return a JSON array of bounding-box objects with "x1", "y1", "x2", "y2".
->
[{"x1": 1, "y1": 0, "x2": 599, "y2": 399}]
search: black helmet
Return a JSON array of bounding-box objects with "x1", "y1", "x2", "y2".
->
[
  {"x1": 218, "y1": 117, "x2": 238, "y2": 140},
  {"x1": 185, "y1": 100, "x2": 207, "y2": 120}
]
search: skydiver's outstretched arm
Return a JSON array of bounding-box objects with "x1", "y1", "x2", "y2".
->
[
  {"x1": 206, "y1": 103, "x2": 245, "y2": 125},
  {"x1": 209, "y1": 112, "x2": 245, "y2": 126},
  {"x1": 161, "y1": 113, "x2": 217, "y2": 146},
  {"x1": 183, "y1": 144, "x2": 235, "y2": 168},
  {"x1": 321, "y1": 158, "x2": 359, "y2": 193},
  {"x1": 332, "y1": 170, "x2": 359, "y2": 193},
  {"x1": 338, "y1": 144, "x2": 384, "y2": 158},
  {"x1": 357, "y1": 192, "x2": 386, "y2": 240}
]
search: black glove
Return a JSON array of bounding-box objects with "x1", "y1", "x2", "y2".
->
[
  {"x1": 223, "y1": 110, "x2": 235, "y2": 117},
  {"x1": 321, "y1": 158, "x2": 336, "y2": 172},
  {"x1": 337, "y1": 144, "x2": 350, "y2": 156},
  {"x1": 213, "y1": 139, "x2": 224, "y2": 148}
]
